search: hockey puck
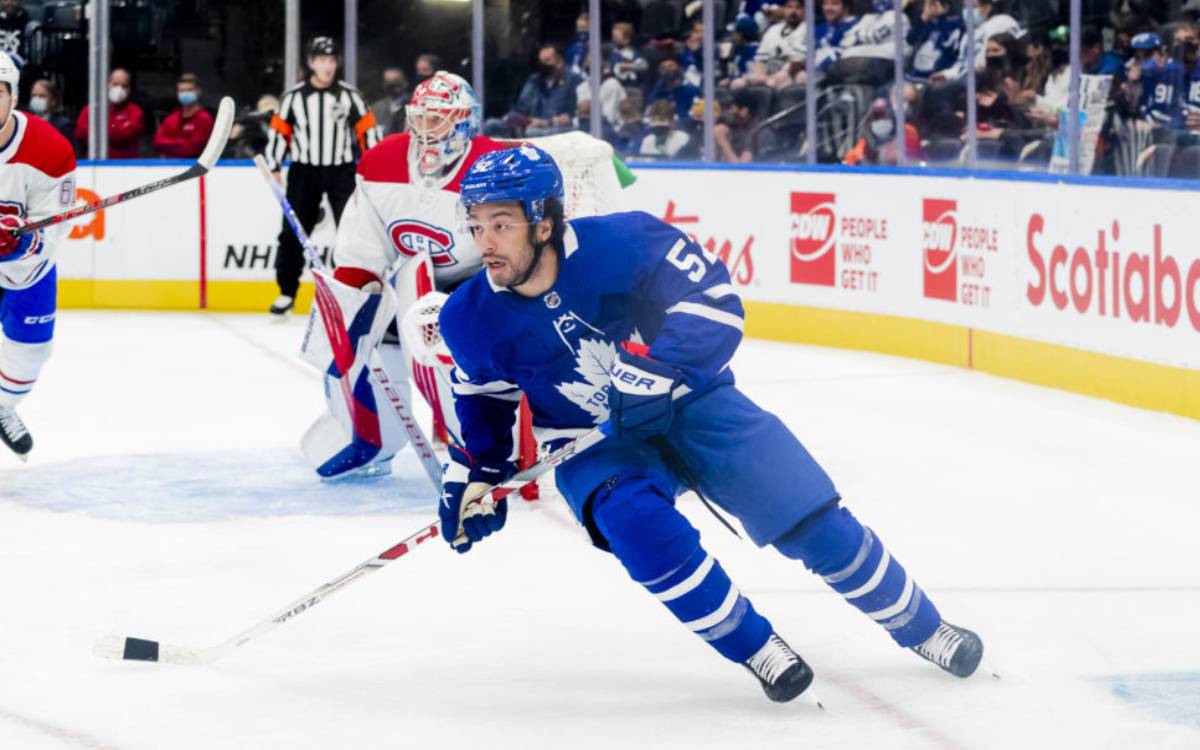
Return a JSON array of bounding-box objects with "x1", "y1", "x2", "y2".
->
[{"x1": 122, "y1": 637, "x2": 160, "y2": 662}]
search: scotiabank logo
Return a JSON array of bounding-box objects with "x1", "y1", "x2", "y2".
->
[
  {"x1": 922, "y1": 198, "x2": 958, "y2": 301},
  {"x1": 1027, "y1": 214, "x2": 1200, "y2": 332},
  {"x1": 388, "y1": 219, "x2": 457, "y2": 267},
  {"x1": 790, "y1": 192, "x2": 836, "y2": 286}
]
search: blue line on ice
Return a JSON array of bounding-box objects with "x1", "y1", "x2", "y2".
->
[
  {"x1": 2, "y1": 449, "x2": 437, "y2": 521},
  {"x1": 1098, "y1": 672, "x2": 1200, "y2": 732}
]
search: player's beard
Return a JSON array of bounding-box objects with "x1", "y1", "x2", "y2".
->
[{"x1": 485, "y1": 242, "x2": 538, "y2": 289}]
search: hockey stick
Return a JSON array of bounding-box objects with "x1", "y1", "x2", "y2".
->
[
  {"x1": 93, "y1": 422, "x2": 612, "y2": 666},
  {"x1": 13, "y1": 97, "x2": 236, "y2": 237},
  {"x1": 252, "y1": 154, "x2": 444, "y2": 489}
]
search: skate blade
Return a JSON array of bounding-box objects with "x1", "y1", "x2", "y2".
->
[
  {"x1": 980, "y1": 659, "x2": 1001, "y2": 679},
  {"x1": 801, "y1": 689, "x2": 825, "y2": 711}
]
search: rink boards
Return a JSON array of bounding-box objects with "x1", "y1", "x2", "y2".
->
[{"x1": 54, "y1": 160, "x2": 1200, "y2": 420}]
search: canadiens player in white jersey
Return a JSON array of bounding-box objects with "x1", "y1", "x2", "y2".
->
[
  {"x1": 0, "y1": 52, "x2": 75, "y2": 459},
  {"x1": 300, "y1": 71, "x2": 540, "y2": 482}
]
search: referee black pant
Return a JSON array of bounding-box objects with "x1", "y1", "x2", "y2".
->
[{"x1": 275, "y1": 163, "x2": 356, "y2": 298}]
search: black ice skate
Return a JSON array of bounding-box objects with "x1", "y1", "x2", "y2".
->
[
  {"x1": 268, "y1": 294, "x2": 295, "y2": 319},
  {"x1": 911, "y1": 621, "x2": 983, "y2": 678},
  {"x1": 0, "y1": 406, "x2": 32, "y2": 460},
  {"x1": 744, "y1": 633, "x2": 815, "y2": 703}
]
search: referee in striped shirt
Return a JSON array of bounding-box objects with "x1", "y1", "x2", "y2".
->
[{"x1": 263, "y1": 36, "x2": 381, "y2": 317}]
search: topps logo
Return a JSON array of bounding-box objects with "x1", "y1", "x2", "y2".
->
[
  {"x1": 789, "y1": 192, "x2": 836, "y2": 286},
  {"x1": 922, "y1": 198, "x2": 958, "y2": 301}
]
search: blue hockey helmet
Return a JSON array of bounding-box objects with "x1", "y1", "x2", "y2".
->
[
  {"x1": 1131, "y1": 31, "x2": 1162, "y2": 49},
  {"x1": 459, "y1": 145, "x2": 564, "y2": 224}
]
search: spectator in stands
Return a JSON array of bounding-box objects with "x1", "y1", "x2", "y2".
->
[
  {"x1": 606, "y1": 22, "x2": 649, "y2": 89},
  {"x1": 1184, "y1": 0, "x2": 1200, "y2": 25},
  {"x1": 937, "y1": 0, "x2": 1020, "y2": 82},
  {"x1": 638, "y1": 99, "x2": 692, "y2": 158},
  {"x1": 738, "y1": 0, "x2": 782, "y2": 33},
  {"x1": 1013, "y1": 29, "x2": 1060, "y2": 128},
  {"x1": 649, "y1": 57, "x2": 702, "y2": 126},
  {"x1": 412, "y1": 53, "x2": 441, "y2": 89},
  {"x1": 1171, "y1": 23, "x2": 1200, "y2": 137},
  {"x1": 973, "y1": 50, "x2": 1029, "y2": 145},
  {"x1": 680, "y1": 19, "x2": 710, "y2": 88},
  {"x1": 26, "y1": 79, "x2": 73, "y2": 145},
  {"x1": 152, "y1": 73, "x2": 215, "y2": 159},
  {"x1": 609, "y1": 97, "x2": 647, "y2": 156},
  {"x1": 1081, "y1": 25, "x2": 1125, "y2": 76},
  {"x1": 844, "y1": 96, "x2": 925, "y2": 165},
  {"x1": 507, "y1": 44, "x2": 583, "y2": 137},
  {"x1": 720, "y1": 17, "x2": 761, "y2": 86},
  {"x1": 1124, "y1": 31, "x2": 1180, "y2": 127},
  {"x1": 732, "y1": 0, "x2": 805, "y2": 89},
  {"x1": 226, "y1": 94, "x2": 278, "y2": 159},
  {"x1": 813, "y1": 0, "x2": 860, "y2": 72},
  {"x1": 835, "y1": 0, "x2": 909, "y2": 87},
  {"x1": 576, "y1": 59, "x2": 629, "y2": 131},
  {"x1": 907, "y1": 0, "x2": 963, "y2": 82},
  {"x1": 75, "y1": 68, "x2": 145, "y2": 159},
  {"x1": 0, "y1": 0, "x2": 30, "y2": 65},
  {"x1": 566, "y1": 12, "x2": 590, "y2": 76},
  {"x1": 715, "y1": 86, "x2": 777, "y2": 162},
  {"x1": 370, "y1": 66, "x2": 409, "y2": 136}
]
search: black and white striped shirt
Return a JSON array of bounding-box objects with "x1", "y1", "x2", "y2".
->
[{"x1": 264, "y1": 80, "x2": 382, "y2": 171}]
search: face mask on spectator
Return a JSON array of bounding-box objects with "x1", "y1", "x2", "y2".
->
[
  {"x1": 27, "y1": 96, "x2": 47, "y2": 114},
  {"x1": 963, "y1": 7, "x2": 982, "y2": 26},
  {"x1": 178, "y1": 91, "x2": 198, "y2": 106},
  {"x1": 662, "y1": 68, "x2": 682, "y2": 85},
  {"x1": 985, "y1": 55, "x2": 1007, "y2": 71},
  {"x1": 539, "y1": 62, "x2": 558, "y2": 78},
  {"x1": 1051, "y1": 47, "x2": 1069, "y2": 68},
  {"x1": 869, "y1": 118, "x2": 894, "y2": 139},
  {"x1": 108, "y1": 85, "x2": 128, "y2": 104},
  {"x1": 650, "y1": 123, "x2": 671, "y2": 137},
  {"x1": 413, "y1": 73, "x2": 432, "y2": 88}
]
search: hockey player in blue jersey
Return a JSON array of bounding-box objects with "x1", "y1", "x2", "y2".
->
[{"x1": 436, "y1": 145, "x2": 984, "y2": 703}]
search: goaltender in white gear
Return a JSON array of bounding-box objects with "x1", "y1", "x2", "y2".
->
[
  {"x1": 301, "y1": 71, "x2": 628, "y2": 479},
  {"x1": 301, "y1": 71, "x2": 521, "y2": 479}
]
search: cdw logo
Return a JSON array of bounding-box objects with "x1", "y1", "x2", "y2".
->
[
  {"x1": 790, "y1": 192, "x2": 836, "y2": 286},
  {"x1": 922, "y1": 198, "x2": 958, "y2": 302}
]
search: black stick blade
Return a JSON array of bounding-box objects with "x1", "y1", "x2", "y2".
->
[{"x1": 122, "y1": 637, "x2": 160, "y2": 662}]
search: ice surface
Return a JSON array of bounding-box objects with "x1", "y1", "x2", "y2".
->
[{"x1": 1, "y1": 310, "x2": 1198, "y2": 749}]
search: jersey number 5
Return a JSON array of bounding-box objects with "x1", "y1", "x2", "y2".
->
[{"x1": 666, "y1": 239, "x2": 707, "y2": 283}]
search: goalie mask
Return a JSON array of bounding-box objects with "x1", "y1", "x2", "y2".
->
[{"x1": 406, "y1": 71, "x2": 481, "y2": 178}]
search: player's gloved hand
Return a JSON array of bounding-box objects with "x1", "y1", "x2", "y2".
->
[
  {"x1": 0, "y1": 216, "x2": 41, "y2": 260},
  {"x1": 608, "y1": 341, "x2": 683, "y2": 440},
  {"x1": 439, "y1": 445, "x2": 513, "y2": 554}
]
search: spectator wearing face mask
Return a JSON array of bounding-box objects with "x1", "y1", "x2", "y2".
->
[
  {"x1": 74, "y1": 68, "x2": 145, "y2": 158},
  {"x1": 714, "y1": 86, "x2": 778, "y2": 162},
  {"x1": 608, "y1": 96, "x2": 647, "y2": 157},
  {"x1": 734, "y1": 0, "x2": 805, "y2": 90},
  {"x1": 1171, "y1": 24, "x2": 1200, "y2": 137},
  {"x1": 566, "y1": 12, "x2": 590, "y2": 77},
  {"x1": 638, "y1": 99, "x2": 691, "y2": 158},
  {"x1": 606, "y1": 22, "x2": 648, "y2": 89},
  {"x1": 26, "y1": 79, "x2": 73, "y2": 145},
  {"x1": 412, "y1": 53, "x2": 442, "y2": 91},
  {"x1": 152, "y1": 73, "x2": 215, "y2": 159},
  {"x1": 371, "y1": 67, "x2": 409, "y2": 136},
  {"x1": 649, "y1": 58, "x2": 702, "y2": 126},
  {"x1": 507, "y1": 44, "x2": 583, "y2": 137},
  {"x1": 937, "y1": 0, "x2": 1020, "y2": 82},
  {"x1": 844, "y1": 97, "x2": 925, "y2": 165}
]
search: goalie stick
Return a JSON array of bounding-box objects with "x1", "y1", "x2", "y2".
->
[
  {"x1": 251, "y1": 154, "x2": 443, "y2": 490},
  {"x1": 93, "y1": 423, "x2": 612, "y2": 666},
  {"x1": 11, "y1": 96, "x2": 236, "y2": 237}
]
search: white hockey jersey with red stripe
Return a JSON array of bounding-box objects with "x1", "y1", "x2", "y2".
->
[
  {"x1": 0, "y1": 111, "x2": 76, "y2": 290},
  {"x1": 333, "y1": 132, "x2": 511, "y2": 289}
]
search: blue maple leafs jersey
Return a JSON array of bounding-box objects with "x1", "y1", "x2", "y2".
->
[{"x1": 439, "y1": 210, "x2": 744, "y2": 471}]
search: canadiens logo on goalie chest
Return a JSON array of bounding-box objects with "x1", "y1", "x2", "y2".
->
[{"x1": 388, "y1": 219, "x2": 457, "y2": 267}]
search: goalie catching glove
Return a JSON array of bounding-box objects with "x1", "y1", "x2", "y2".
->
[
  {"x1": 608, "y1": 341, "x2": 683, "y2": 440},
  {"x1": 439, "y1": 446, "x2": 514, "y2": 553}
]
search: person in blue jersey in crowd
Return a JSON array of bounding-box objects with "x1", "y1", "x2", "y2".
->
[
  {"x1": 434, "y1": 145, "x2": 985, "y2": 703},
  {"x1": 907, "y1": 0, "x2": 963, "y2": 82},
  {"x1": 1126, "y1": 32, "x2": 1184, "y2": 128},
  {"x1": 814, "y1": 0, "x2": 859, "y2": 72}
]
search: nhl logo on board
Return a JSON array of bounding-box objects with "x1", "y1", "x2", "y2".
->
[{"x1": 543, "y1": 291, "x2": 561, "y2": 309}]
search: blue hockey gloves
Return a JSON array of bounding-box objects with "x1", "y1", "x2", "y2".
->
[
  {"x1": 608, "y1": 341, "x2": 683, "y2": 440},
  {"x1": 0, "y1": 216, "x2": 41, "y2": 261},
  {"x1": 439, "y1": 445, "x2": 513, "y2": 554}
]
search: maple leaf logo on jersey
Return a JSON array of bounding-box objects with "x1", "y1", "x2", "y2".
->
[{"x1": 555, "y1": 337, "x2": 616, "y2": 425}]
